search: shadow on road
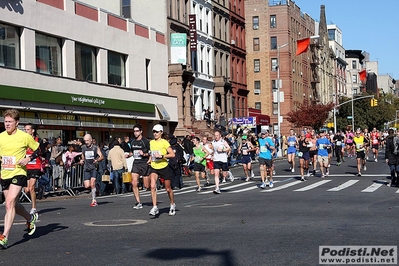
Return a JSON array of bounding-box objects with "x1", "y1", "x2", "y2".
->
[
  {"x1": 145, "y1": 248, "x2": 235, "y2": 265},
  {"x1": 10, "y1": 223, "x2": 68, "y2": 248}
]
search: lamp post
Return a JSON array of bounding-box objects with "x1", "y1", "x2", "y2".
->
[
  {"x1": 346, "y1": 69, "x2": 355, "y2": 130},
  {"x1": 276, "y1": 35, "x2": 319, "y2": 139}
]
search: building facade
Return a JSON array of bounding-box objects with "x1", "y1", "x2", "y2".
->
[
  {"x1": 245, "y1": 0, "x2": 316, "y2": 136},
  {"x1": 0, "y1": 0, "x2": 174, "y2": 141}
]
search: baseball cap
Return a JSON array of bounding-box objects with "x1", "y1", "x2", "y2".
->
[
  {"x1": 152, "y1": 124, "x2": 163, "y2": 132},
  {"x1": 261, "y1": 129, "x2": 268, "y2": 134},
  {"x1": 242, "y1": 135, "x2": 247, "y2": 140}
]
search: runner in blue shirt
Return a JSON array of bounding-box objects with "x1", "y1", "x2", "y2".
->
[
  {"x1": 316, "y1": 131, "x2": 332, "y2": 178},
  {"x1": 257, "y1": 130, "x2": 275, "y2": 188}
]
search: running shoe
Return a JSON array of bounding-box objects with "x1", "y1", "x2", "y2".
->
[
  {"x1": 272, "y1": 170, "x2": 276, "y2": 175},
  {"x1": 363, "y1": 165, "x2": 367, "y2": 171},
  {"x1": 205, "y1": 179, "x2": 210, "y2": 186},
  {"x1": 0, "y1": 235, "x2": 7, "y2": 249},
  {"x1": 269, "y1": 181, "x2": 274, "y2": 188},
  {"x1": 291, "y1": 168, "x2": 295, "y2": 173},
  {"x1": 301, "y1": 176, "x2": 305, "y2": 181},
  {"x1": 222, "y1": 179, "x2": 226, "y2": 183},
  {"x1": 260, "y1": 182, "x2": 266, "y2": 189},
  {"x1": 196, "y1": 187, "x2": 201, "y2": 192},
  {"x1": 357, "y1": 172, "x2": 362, "y2": 177},
  {"x1": 251, "y1": 170, "x2": 255, "y2": 178},
  {"x1": 337, "y1": 162, "x2": 341, "y2": 166},
  {"x1": 326, "y1": 170, "x2": 329, "y2": 176},
  {"x1": 169, "y1": 204, "x2": 176, "y2": 216},
  {"x1": 27, "y1": 213, "x2": 38, "y2": 236},
  {"x1": 90, "y1": 201, "x2": 98, "y2": 207},
  {"x1": 133, "y1": 202, "x2": 143, "y2": 209},
  {"x1": 213, "y1": 188, "x2": 221, "y2": 194},
  {"x1": 375, "y1": 159, "x2": 378, "y2": 162},
  {"x1": 321, "y1": 174, "x2": 325, "y2": 179},
  {"x1": 228, "y1": 171, "x2": 235, "y2": 182},
  {"x1": 149, "y1": 206, "x2": 159, "y2": 216},
  {"x1": 307, "y1": 170, "x2": 311, "y2": 177},
  {"x1": 245, "y1": 177, "x2": 250, "y2": 182}
]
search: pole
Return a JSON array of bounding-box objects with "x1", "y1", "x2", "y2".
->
[
  {"x1": 277, "y1": 45, "x2": 281, "y2": 138},
  {"x1": 333, "y1": 106, "x2": 337, "y2": 133}
]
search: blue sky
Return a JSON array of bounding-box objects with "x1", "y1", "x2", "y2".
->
[{"x1": 293, "y1": 0, "x2": 398, "y2": 78}]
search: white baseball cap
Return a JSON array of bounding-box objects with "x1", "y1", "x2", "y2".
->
[{"x1": 153, "y1": 124, "x2": 163, "y2": 132}]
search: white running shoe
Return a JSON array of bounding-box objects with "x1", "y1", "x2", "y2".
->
[
  {"x1": 251, "y1": 170, "x2": 255, "y2": 178},
  {"x1": 169, "y1": 204, "x2": 176, "y2": 216},
  {"x1": 291, "y1": 168, "x2": 295, "y2": 173},
  {"x1": 228, "y1": 171, "x2": 235, "y2": 182},
  {"x1": 149, "y1": 206, "x2": 159, "y2": 216}
]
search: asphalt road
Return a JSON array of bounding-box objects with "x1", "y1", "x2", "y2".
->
[{"x1": 0, "y1": 151, "x2": 398, "y2": 266}]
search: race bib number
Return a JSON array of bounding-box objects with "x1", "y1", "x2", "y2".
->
[
  {"x1": 356, "y1": 144, "x2": 362, "y2": 150},
  {"x1": 133, "y1": 150, "x2": 142, "y2": 159},
  {"x1": 372, "y1": 139, "x2": 378, "y2": 144},
  {"x1": 336, "y1": 141, "x2": 342, "y2": 146},
  {"x1": 151, "y1": 150, "x2": 161, "y2": 161},
  {"x1": 28, "y1": 158, "x2": 37, "y2": 165},
  {"x1": 242, "y1": 150, "x2": 248, "y2": 155},
  {"x1": 260, "y1": 146, "x2": 267, "y2": 153},
  {"x1": 289, "y1": 141, "x2": 295, "y2": 147},
  {"x1": 85, "y1": 151, "x2": 95, "y2": 160},
  {"x1": 2, "y1": 156, "x2": 16, "y2": 170},
  {"x1": 319, "y1": 144, "x2": 324, "y2": 150},
  {"x1": 297, "y1": 152, "x2": 303, "y2": 157},
  {"x1": 307, "y1": 143, "x2": 313, "y2": 148},
  {"x1": 194, "y1": 156, "x2": 201, "y2": 163}
]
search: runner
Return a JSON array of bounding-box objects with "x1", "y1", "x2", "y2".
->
[
  {"x1": 130, "y1": 123, "x2": 151, "y2": 209},
  {"x1": 286, "y1": 129, "x2": 298, "y2": 173},
  {"x1": 345, "y1": 129, "x2": 355, "y2": 157},
  {"x1": 24, "y1": 123, "x2": 42, "y2": 216},
  {"x1": 316, "y1": 131, "x2": 331, "y2": 178},
  {"x1": 191, "y1": 137, "x2": 209, "y2": 192},
  {"x1": 308, "y1": 130, "x2": 318, "y2": 175},
  {"x1": 257, "y1": 130, "x2": 275, "y2": 188},
  {"x1": 297, "y1": 131, "x2": 310, "y2": 181},
  {"x1": 201, "y1": 136, "x2": 213, "y2": 186},
  {"x1": 0, "y1": 109, "x2": 39, "y2": 249},
  {"x1": 353, "y1": 129, "x2": 367, "y2": 176},
  {"x1": 148, "y1": 124, "x2": 176, "y2": 216},
  {"x1": 363, "y1": 128, "x2": 371, "y2": 160},
  {"x1": 333, "y1": 130, "x2": 345, "y2": 166},
  {"x1": 370, "y1": 127, "x2": 380, "y2": 162},
  {"x1": 237, "y1": 135, "x2": 255, "y2": 181},
  {"x1": 212, "y1": 130, "x2": 231, "y2": 194}
]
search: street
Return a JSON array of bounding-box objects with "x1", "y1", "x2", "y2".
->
[{"x1": 0, "y1": 151, "x2": 398, "y2": 266}]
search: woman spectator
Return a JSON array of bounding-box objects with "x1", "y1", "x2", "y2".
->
[{"x1": 64, "y1": 145, "x2": 82, "y2": 188}]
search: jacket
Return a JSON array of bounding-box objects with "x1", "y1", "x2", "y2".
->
[{"x1": 385, "y1": 135, "x2": 399, "y2": 165}]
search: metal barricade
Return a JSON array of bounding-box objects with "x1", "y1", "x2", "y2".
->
[{"x1": 68, "y1": 164, "x2": 84, "y2": 195}]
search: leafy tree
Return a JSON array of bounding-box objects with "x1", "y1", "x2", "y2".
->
[{"x1": 287, "y1": 102, "x2": 334, "y2": 131}]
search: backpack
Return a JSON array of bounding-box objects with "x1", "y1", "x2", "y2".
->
[
  {"x1": 170, "y1": 144, "x2": 184, "y2": 166},
  {"x1": 393, "y1": 136, "x2": 399, "y2": 155}
]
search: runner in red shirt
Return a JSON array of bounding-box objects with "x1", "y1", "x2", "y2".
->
[{"x1": 370, "y1": 127, "x2": 380, "y2": 162}]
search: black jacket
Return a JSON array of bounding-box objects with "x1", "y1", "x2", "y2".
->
[{"x1": 385, "y1": 135, "x2": 399, "y2": 165}]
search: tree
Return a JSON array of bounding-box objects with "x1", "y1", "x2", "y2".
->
[{"x1": 287, "y1": 102, "x2": 334, "y2": 131}]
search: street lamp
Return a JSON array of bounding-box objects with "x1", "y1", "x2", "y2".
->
[
  {"x1": 346, "y1": 69, "x2": 355, "y2": 130},
  {"x1": 276, "y1": 35, "x2": 319, "y2": 139}
]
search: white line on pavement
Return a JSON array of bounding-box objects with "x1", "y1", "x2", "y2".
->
[
  {"x1": 327, "y1": 180, "x2": 359, "y2": 191},
  {"x1": 261, "y1": 180, "x2": 303, "y2": 192},
  {"x1": 361, "y1": 183, "x2": 383, "y2": 192},
  {"x1": 294, "y1": 180, "x2": 332, "y2": 191}
]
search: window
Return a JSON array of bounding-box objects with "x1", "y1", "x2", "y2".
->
[
  {"x1": 0, "y1": 23, "x2": 20, "y2": 69},
  {"x1": 36, "y1": 32, "x2": 62, "y2": 76},
  {"x1": 271, "y1": 79, "x2": 278, "y2": 90},
  {"x1": 254, "y1": 59, "x2": 260, "y2": 72},
  {"x1": 255, "y1": 102, "x2": 261, "y2": 110},
  {"x1": 75, "y1": 43, "x2": 97, "y2": 81},
  {"x1": 328, "y1": 29, "x2": 335, "y2": 41},
  {"x1": 253, "y1": 38, "x2": 260, "y2": 51},
  {"x1": 253, "y1": 16, "x2": 259, "y2": 30},
  {"x1": 351, "y1": 60, "x2": 356, "y2": 69},
  {"x1": 273, "y1": 103, "x2": 278, "y2": 115},
  {"x1": 270, "y1": 36, "x2": 277, "y2": 50},
  {"x1": 271, "y1": 58, "x2": 278, "y2": 72},
  {"x1": 108, "y1": 51, "x2": 126, "y2": 86},
  {"x1": 352, "y1": 74, "x2": 357, "y2": 84},
  {"x1": 254, "y1": 81, "x2": 261, "y2": 95},
  {"x1": 145, "y1": 58, "x2": 151, "y2": 90},
  {"x1": 177, "y1": 0, "x2": 180, "y2": 20},
  {"x1": 270, "y1": 15, "x2": 276, "y2": 28},
  {"x1": 122, "y1": 0, "x2": 131, "y2": 19}
]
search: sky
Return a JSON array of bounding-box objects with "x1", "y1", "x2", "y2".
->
[{"x1": 293, "y1": 0, "x2": 398, "y2": 78}]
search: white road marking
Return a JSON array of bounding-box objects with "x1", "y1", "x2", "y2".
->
[
  {"x1": 361, "y1": 183, "x2": 383, "y2": 192},
  {"x1": 327, "y1": 180, "x2": 359, "y2": 191},
  {"x1": 294, "y1": 180, "x2": 332, "y2": 191},
  {"x1": 261, "y1": 180, "x2": 303, "y2": 192}
]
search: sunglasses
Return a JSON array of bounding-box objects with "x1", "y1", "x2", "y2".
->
[
  {"x1": 133, "y1": 130, "x2": 141, "y2": 132},
  {"x1": 153, "y1": 130, "x2": 161, "y2": 133}
]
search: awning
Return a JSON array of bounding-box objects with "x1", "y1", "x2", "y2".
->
[
  {"x1": 248, "y1": 109, "x2": 270, "y2": 126},
  {"x1": 156, "y1": 103, "x2": 170, "y2": 121}
]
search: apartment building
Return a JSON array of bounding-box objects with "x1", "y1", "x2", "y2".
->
[
  {"x1": 0, "y1": 0, "x2": 173, "y2": 141},
  {"x1": 245, "y1": 0, "x2": 316, "y2": 136},
  {"x1": 328, "y1": 24, "x2": 347, "y2": 100}
]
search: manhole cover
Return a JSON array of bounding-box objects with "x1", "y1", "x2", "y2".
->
[{"x1": 84, "y1": 219, "x2": 147, "y2": 227}]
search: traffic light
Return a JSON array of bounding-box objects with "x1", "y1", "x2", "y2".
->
[{"x1": 370, "y1": 98, "x2": 378, "y2": 107}]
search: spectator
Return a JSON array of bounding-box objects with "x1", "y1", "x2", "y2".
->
[
  {"x1": 107, "y1": 139, "x2": 127, "y2": 195},
  {"x1": 385, "y1": 129, "x2": 399, "y2": 187}
]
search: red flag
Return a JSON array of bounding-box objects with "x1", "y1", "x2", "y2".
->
[
  {"x1": 359, "y1": 69, "x2": 367, "y2": 82},
  {"x1": 296, "y1": 37, "x2": 310, "y2": 56}
]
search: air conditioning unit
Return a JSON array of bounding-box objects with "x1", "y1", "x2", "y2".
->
[
  {"x1": 254, "y1": 89, "x2": 260, "y2": 94},
  {"x1": 231, "y1": 40, "x2": 236, "y2": 45}
]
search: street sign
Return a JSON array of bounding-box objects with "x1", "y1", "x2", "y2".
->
[{"x1": 347, "y1": 116, "x2": 353, "y2": 119}]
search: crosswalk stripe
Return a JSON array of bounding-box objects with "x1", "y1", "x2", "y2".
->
[
  {"x1": 361, "y1": 183, "x2": 383, "y2": 192},
  {"x1": 228, "y1": 185, "x2": 259, "y2": 193},
  {"x1": 327, "y1": 180, "x2": 359, "y2": 191},
  {"x1": 294, "y1": 180, "x2": 332, "y2": 191},
  {"x1": 261, "y1": 180, "x2": 303, "y2": 192},
  {"x1": 200, "y1": 182, "x2": 253, "y2": 194},
  {"x1": 396, "y1": 189, "x2": 399, "y2": 194}
]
